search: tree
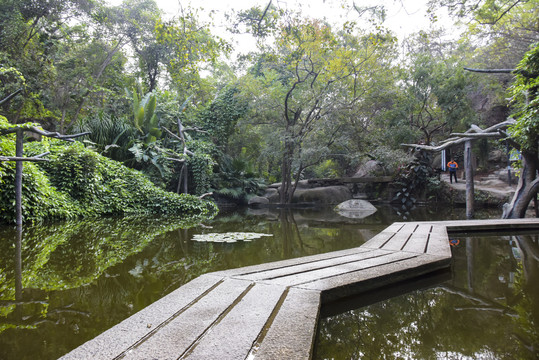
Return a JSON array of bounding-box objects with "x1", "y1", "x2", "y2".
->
[
  {"x1": 0, "y1": 0, "x2": 97, "y2": 125},
  {"x1": 502, "y1": 42, "x2": 539, "y2": 218},
  {"x1": 154, "y1": 5, "x2": 230, "y2": 99},
  {"x1": 394, "y1": 32, "x2": 479, "y2": 145},
  {"x1": 430, "y1": 0, "x2": 539, "y2": 128},
  {"x1": 239, "y1": 14, "x2": 397, "y2": 203},
  {"x1": 431, "y1": 0, "x2": 538, "y2": 218},
  {"x1": 430, "y1": 0, "x2": 539, "y2": 68}
]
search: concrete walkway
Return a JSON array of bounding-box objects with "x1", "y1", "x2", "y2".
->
[{"x1": 60, "y1": 218, "x2": 539, "y2": 360}]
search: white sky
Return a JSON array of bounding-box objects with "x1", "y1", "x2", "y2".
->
[
  {"x1": 107, "y1": 0, "x2": 457, "y2": 61},
  {"x1": 108, "y1": 0, "x2": 453, "y2": 37}
]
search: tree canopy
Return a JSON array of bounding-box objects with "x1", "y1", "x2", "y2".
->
[{"x1": 0, "y1": 0, "x2": 538, "y2": 217}]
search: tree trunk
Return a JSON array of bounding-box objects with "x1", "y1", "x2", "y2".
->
[
  {"x1": 465, "y1": 140, "x2": 474, "y2": 219},
  {"x1": 280, "y1": 136, "x2": 294, "y2": 204},
  {"x1": 503, "y1": 150, "x2": 539, "y2": 218},
  {"x1": 66, "y1": 38, "x2": 127, "y2": 131}
]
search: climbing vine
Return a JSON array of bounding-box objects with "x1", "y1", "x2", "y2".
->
[
  {"x1": 0, "y1": 116, "x2": 217, "y2": 224},
  {"x1": 392, "y1": 151, "x2": 439, "y2": 211}
]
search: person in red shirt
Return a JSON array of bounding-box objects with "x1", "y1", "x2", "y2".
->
[{"x1": 447, "y1": 159, "x2": 458, "y2": 183}]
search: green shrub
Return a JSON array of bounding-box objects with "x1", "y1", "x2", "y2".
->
[
  {"x1": 0, "y1": 118, "x2": 217, "y2": 223},
  {"x1": 39, "y1": 141, "x2": 218, "y2": 217},
  {"x1": 0, "y1": 124, "x2": 81, "y2": 223},
  {"x1": 311, "y1": 159, "x2": 340, "y2": 179}
]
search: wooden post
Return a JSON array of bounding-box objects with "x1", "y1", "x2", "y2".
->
[
  {"x1": 15, "y1": 129, "x2": 24, "y2": 226},
  {"x1": 465, "y1": 140, "x2": 474, "y2": 219},
  {"x1": 506, "y1": 141, "x2": 512, "y2": 186}
]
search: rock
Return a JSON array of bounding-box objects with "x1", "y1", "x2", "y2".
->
[
  {"x1": 334, "y1": 199, "x2": 377, "y2": 219},
  {"x1": 353, "y1": 160, "x2": 384, "y2": 178},
  {"x1": 496, "y1": 169, "x2": 519, "y2": 184},
  {"x1": 488, "y1": 149, "x2": 505, "y2": 163},
  {"x1": 248, "y1": 196, "x2": 270, "y2": 207},
  {"x1": 268, "y1": 180, "x2": 310, "y2": 189},
  {"x1": 432, "y1": 153, "x2": 442, "y2": 170},
  {"x1": 268, "y1": 182, "x2": 281, "y2": 189},
  {"x1": 263, "y1": 188, "x2": 280, "y2": 202},
  {"x1": 261, "y1": 184, "x2": 352, "y2": 205},
  {"x1": 293, "y1": 186, "x2": 351, "y2": 205}
]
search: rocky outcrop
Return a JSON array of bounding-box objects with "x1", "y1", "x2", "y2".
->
[
  {"x1": 293, "y1": 186, "x2": 351, "y2": 205},
  {"x1": 248, "y1": 196, "x2": 270, "y2": 207},
  {"x1": 353, "y1": 160, "x2": 384, "y2": 178},
  {"x1": 252, "y1": 182, "x2": 352, "y2": 206}
]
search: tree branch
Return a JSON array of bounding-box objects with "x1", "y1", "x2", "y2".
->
[
  {"x1": 402, "y1": 120, "x2": 515, "y2": 152},
  {"x1": 257, "y1": 0, "x2": 273, "y2": 35},
  {"x1": 0, "y1": 156, "x2": 49, "y2": 162},
  {"x1": 0, "y1": 126, "x2": 89, "y2": 141},
  {"x1": 464, "y1": 67, "x2": 515, "y2": 74},
  {"x1": 0, "y1": 88, "x2": 24, "y2": 106}
]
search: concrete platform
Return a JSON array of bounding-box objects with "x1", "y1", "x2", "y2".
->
[{"x1": 60, "y1": 218, "x2": 539, "y2": 360}]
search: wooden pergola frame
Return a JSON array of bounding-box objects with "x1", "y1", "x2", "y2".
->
[
  {"x1": 402, "y1": 120, "x2": 515, "y2": 219},
  {"x1": 0, "y1": 125, "x2": 89, "y2": 226}
]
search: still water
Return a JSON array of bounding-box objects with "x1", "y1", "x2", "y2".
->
[
  {"x1": 314, "y1": 232, "x2": 539, "y2": 360},
  {"x1": 0, "y1": 205, "x2": 531, "y2": 359}
]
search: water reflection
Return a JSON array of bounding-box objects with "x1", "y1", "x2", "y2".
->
[
  {"x1": 0, "y1": 207, "x2": 391, "y2": 360},
  {"x1": 0, "y1": 205, "x2": 503, "y2": 359},
  {"x1": 314, "y1": 232, "x2": 539, "y2": 360}
]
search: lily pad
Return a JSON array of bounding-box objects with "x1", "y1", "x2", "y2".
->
[{"x1": 191, "y1": 232, "x2": 273, "y2": 243}]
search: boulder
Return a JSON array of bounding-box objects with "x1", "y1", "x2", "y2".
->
[
  {"x1": 248, "y1": 196, "x2": 270, "y2": 207},
  {"x1": 488, "y1": 149, "x2": 505, "y2": 163},
  {"x1": 268, "y1": 180, "x2": 310, "y2": 189},
  {"x1": 263, "y1": 188, "x2": 280, "y2": 203},
  {"x1": 293, "y1": 186, "x2": 351, "y2": 205},
  {"x1": 260, "y1": 184, "x2": 352, "y2": 205},
  {"x1": 496, "y1": 169, "x2": 519, "y2": 184},
  {"x1": 432, "y1": 153, "x2": 442, "y2": 170},
  {"x1": 353, "y1": 160, "x2": 384, "y2": 178},
  {"x1": 334, "y1": 199, "x2": 377, "y2": 219}
]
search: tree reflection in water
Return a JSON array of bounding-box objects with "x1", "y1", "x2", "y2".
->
[
  {"x1": 0, "y1": 207, "x2": 389, "y2": 360},
  {"x1": 314, "y1": 233, "x2": 539, "y2": 360},
  {"x1": 0, "y1": 206, "x2": 513, "y2": 359}
]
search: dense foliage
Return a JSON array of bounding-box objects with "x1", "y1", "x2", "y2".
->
[
  {"x1": 509, "y1": 42, "x2": 539, "y2": 151},
  {"x1": 0, "y1": 117, "x2": 217, "y2": 223},
  {"x1": 0, "y1": 0, "x2": 538, "y2": 212}
]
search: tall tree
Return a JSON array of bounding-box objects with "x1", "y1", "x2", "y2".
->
[
  {"x1": 503, "y1": 42, "x2": 539, "y2": 218},
  {"x1": 397, "y1": 34, "x2": 478, "y2": 144},
  {"x1": 0, "y1": 0, "x2": 96, "y2": 124},
  {"x1": 154, "y1": 5, "x2": 230, "y2": 100},
  {"x1": 430, "y1": 0, "x2": 539, "y2": 67},
  {"x1": 239, "y1": 14, "x2": 397, "y2": 203}
]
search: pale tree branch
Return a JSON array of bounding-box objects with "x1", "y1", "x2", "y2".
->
[{"x1": 401, "y1": 119, "x2": 516, "y2": 152}]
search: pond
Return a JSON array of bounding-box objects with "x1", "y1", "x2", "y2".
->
[
  {"x1": 314, "y1": 232, "x2": 539, "y2": 360},
  {"x1": 0, "y1": 205, "x2": 511, "y2": 360}
]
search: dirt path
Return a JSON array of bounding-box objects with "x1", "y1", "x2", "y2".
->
[{"x1": 440, "y1": 172, "x2": 516, "y2": 200}]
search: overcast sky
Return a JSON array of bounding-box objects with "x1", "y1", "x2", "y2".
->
[
  {"x1": 107, "y1": 0, "x2": 456, "y2": 60},
  {"x1": 108, "y1": 0, "x2": 450, "y2": 36}
]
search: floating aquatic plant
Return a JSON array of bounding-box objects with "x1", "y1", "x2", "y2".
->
[{"x1": 191, "y1": 232, "x2": 272, "y2": 243}]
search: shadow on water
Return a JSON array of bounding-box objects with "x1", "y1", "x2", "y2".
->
[
  {"x1": 313, "y1": 232, "x2": 539, "y2": 360},
  {"x1": 0, "y1": 204, "x2": 504, "y2": 359}
]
